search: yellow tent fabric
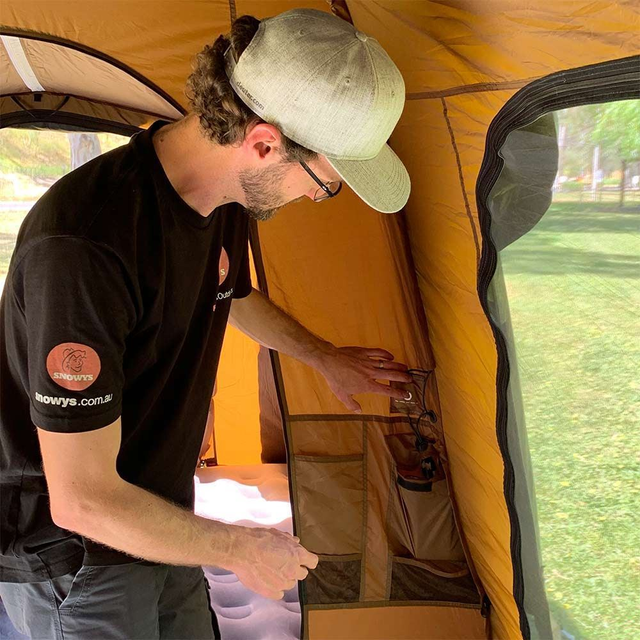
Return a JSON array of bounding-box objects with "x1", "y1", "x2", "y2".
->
[{"x1": 2, "y1": 2, "x2": 639, "y2": 638}]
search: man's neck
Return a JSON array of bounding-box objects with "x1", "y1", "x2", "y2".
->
[{"x1": 152, "y1": 114, "x2": 243, "y2": 216}]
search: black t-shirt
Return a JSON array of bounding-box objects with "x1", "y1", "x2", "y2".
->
[{"x1": 0, "y1": 121, "x2": 252, "y2": 582}]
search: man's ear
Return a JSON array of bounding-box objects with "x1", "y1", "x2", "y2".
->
[{"x1": 243, "y1": 122, "x2": 284, "y2": 162}]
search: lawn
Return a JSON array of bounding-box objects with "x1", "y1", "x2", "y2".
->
[{"x1": 501, "y1": 200, "x2": 640, "y2": 639}]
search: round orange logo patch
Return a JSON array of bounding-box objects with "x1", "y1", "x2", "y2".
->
[
  {"x1": 46, "y1": 342, "x2": 101, "y2": 391},
  {"x1": 219, "y1": 248, "x2": 230, "y2": 286}
]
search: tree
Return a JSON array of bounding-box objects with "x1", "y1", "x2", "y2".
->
[
  {"x1": 591, "y1": 100, "x2": 640, "y2": 206},
  {"x1": 556, "y1": 104, "x2": 599, "y2": 179},
  {"x1": 67, "y1": 132, "x2": 101, "y2": 170}
]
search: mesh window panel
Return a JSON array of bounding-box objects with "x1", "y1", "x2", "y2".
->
[{"x1": 485, "y1": 101, "x2": 640, "y2": 640}]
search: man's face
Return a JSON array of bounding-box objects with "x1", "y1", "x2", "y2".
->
[{"x1": 239, "y1": 155, "x2": 342, "y2": 221}]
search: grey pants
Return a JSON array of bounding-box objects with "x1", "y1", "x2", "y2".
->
[{"x1": 0, "y1": 563, "x2": 220, "y2": 640}]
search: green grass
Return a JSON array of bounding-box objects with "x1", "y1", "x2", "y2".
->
[
  {"x1": 553, "y1": 190, "x2": 640, "y2": 205},
  {"x1": 501, "y1": 201, "x2": 640, "y2": 639}
]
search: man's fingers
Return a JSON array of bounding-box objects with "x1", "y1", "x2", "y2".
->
[
  {"x1": 373, "y1": 368, "x2": 413, "y2": 383},
  {"x1": 296, "y1": 566, "x2": 310, "y2": 580},
  {"x1": 369, "y1": 360, "x2": 409, "y2": 373},
  {"x1": 371, "y1": 382, "x2": 413, "y2": 400},
  {"x1": 299, "y1": 548, "x2": 319, "y2": 569},
  {"x1": 339, "y1": 395, "x2": 362, "y2": 414},
  {"x1": 275, "y1": 529, "x2": 297, "y2": 541},
  {"x1": 350, "y1": 400, "x2": 362, "y2": 414},
  {"x1": 365, "y1": 348, "x2": 394, "y2": 360}
]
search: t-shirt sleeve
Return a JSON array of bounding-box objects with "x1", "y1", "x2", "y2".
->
[
  {"x1": 12, "y1": 237, "x2": 137, "y2": 433},
  {"x1": 232, "y1": 238, "x2": 252, "y2": 300}
]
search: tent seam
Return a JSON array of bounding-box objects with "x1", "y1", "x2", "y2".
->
[
  {"x1": 288, "y1": 414, "x2": 414, "y2": 424},
  {"x1": 228, "y1": 0, "x2": 237, "y2": 23},
  {"x1": 440, "y1": 97, "x2": 481, "y2": 266},
  {"x1": 359, "y1": 421, "x2": 368, "y2": 600},
  {"x1": 0, "y1": 111, "x2": 140, "y2": 136},
  {"x1": 3, "y1": 90, "x2": 179, "y2": 122},
  {"x1": 407, "y1": 77, "x2": 540, "y2": 101}
]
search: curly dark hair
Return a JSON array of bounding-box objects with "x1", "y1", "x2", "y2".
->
[{"x1": 186, "y1": 15, "x2": 317, "y2": 163}]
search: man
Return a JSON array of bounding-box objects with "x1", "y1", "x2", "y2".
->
[{"x1": 0, "y1": 9, "x2": 411, "y2": 640}]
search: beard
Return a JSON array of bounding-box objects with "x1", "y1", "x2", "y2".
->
[{"x1": 238, "y1": 162, "x2": 299, "y2": 221}]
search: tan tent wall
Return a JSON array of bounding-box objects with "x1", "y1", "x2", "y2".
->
[
  {"x1": 343, "y1": 4, "x2": 640, "y2": 637},
  {"x1": 2, "y1": 2, "x2": 640, "y2": 638},
  {"x1": 389, "y1": 90, "x2": 520, "y2": 636}
]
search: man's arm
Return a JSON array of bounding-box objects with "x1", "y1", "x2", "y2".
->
[
  {"x1": 39, "y1": 418, "x2": 317, "y2": 600},
  {"x1": 229, "y1": 288, "x2": 413, "y2": 412},
  {"x1": 229, "y1": 288, "x2": 332, "y2": 368}
]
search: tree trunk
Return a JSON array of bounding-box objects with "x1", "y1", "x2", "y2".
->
[
  {"x1": 591, "y1": 145, "x2": 599, "y2": 202},
  {"x1": 619, "y1": 158, "x2": 626, "y2": 208},
  {"x1": 555, "y1": 123, "x2": 566, "y2": 192},
  {"x1": 67, "y1": 132, "x2": 101, "y2": 170}
]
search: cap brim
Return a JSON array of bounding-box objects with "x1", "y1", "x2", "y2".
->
[{"x1": 326, "y1": 143, "x2": 410, "y2": 214}]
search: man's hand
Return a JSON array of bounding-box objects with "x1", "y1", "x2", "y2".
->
[
  {"x1": 315, "y1": 346, "x2": 413, "y2": 413},
  {"x1": 229, "y1": 291, "x2": 413, "y2": 412},
  {"x1": 228, "y1": 527, "x2": 318, "y2": 600}
]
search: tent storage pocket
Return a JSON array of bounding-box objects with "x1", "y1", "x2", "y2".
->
[
  {"x1": 389, "y1": 557, "x2": 478, "y2": 603},
  {"x1": 293, "y1": 454, "x2": 364, "y2": 555},
  {"x1": 385, "y1": 434, "x2": 465, "y2": 561},
  {"x1": 304, "y1": 553, "x2": 362, "y2": 604}
]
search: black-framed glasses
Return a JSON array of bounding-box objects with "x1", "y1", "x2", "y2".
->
[{"x1": 299, "y1": 161, "x2": 343, "y2": 202}]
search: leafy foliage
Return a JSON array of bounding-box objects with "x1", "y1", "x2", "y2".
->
[
  {"x1": 591, "y1": 100, "x2": 640, "y2": 162},
  {"x1": 557, "y1": 100, "x2": 640, "y2": 179}
]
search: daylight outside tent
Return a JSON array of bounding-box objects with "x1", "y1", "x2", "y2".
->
[{"x1": 486, "y1": 99, "x2": 640, "y2": 640}]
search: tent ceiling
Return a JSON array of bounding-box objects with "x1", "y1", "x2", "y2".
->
[
  {"x1": 2, "y1": 1, "x2": 637, "y2": 130},
  {"x1": 2, "y1": 35, "x2": 44, "y2": 91},
  {"x1": 0, "y1": 33, "x2": 184, "y2": 129}
]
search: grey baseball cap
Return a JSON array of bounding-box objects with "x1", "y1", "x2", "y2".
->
[{"x1": 224, "y1": 8, "x2": 410, "y2": 213}]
